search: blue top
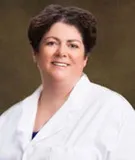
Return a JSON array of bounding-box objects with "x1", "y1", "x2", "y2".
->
[{"x1": 32, "y1": 131, "x2": 38, "y2": 139}]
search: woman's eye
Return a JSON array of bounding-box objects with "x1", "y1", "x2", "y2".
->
[
  {"x1": 69, "y1": 44, "x2": 79, "y2": 49},
  {"x1": 46, "y1": 41, "x2": 57, "y2": 46}
]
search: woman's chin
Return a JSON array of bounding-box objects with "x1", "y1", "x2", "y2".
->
[{"x1": 47, "y1": 72, "x2": 68, "y2": 83}]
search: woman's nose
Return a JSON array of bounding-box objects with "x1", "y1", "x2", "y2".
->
[{"x1": 55, "y1": 43, "x2": 68, "y2": 57}]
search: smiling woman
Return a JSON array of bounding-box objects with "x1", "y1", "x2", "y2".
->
[
  {"x1": 0, "y1": 4, "x2": 135, "y2": 160},
  {"x1": 35, "y1": 22, "x2": 87, "y2": 84}
]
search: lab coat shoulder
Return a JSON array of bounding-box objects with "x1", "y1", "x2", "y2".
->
[
  {"x1": 90, "y1": 81, "x2": 134, "y2": 114},
  {"x1": 104, "y1": 92, "x2": 135, "y2": 160},
  {"x1": 90, "y1": 82, "x2": 135, "y2": 159},
  {"x1": 0, "y1": 95, "x2": 31, "y2": 130},
  {"x1": 91, "y1": 82, "x2": 135, "y2": 133}
]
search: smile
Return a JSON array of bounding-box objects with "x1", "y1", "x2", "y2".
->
[{"x1": 52, "y1": 62, "x2": 69, "y2": 67}]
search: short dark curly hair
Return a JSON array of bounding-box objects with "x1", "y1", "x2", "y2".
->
[{"x1": 28, "y1": 4, "x2": 97, "y2": 56}]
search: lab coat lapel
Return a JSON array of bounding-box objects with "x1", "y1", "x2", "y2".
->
[
  {"x1": 33, "y1": 74, "x2": 92, "y2": 142},
  {"x1": 16, "y1": 86, "x2": 42, "y2": 150},
  {"x1": 16, "y1": 74, "x2": 92, "y2": 147}
]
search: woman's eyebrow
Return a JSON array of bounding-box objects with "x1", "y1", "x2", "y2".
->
[
  {"x1": 67, "y1": 39, "x2": 82, "y2": 44},
  {"x1": 44, "y1": 36, "x2": 82, "y2": 44},
  {"x1": 43, "y1": 36, "x2": 59, "y2": 41}
]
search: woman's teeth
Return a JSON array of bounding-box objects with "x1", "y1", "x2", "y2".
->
[{"x1": 52, "y1": 62, "x2": 68, "y2": 67}]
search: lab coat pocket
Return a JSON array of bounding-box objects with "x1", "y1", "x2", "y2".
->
[{"x1": 50, "y1": 146, "x2": 102, "y2": 160}]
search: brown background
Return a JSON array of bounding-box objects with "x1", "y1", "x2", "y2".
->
[{"x1": 0, "y1": 0, "x2": 135, "y2": 113}]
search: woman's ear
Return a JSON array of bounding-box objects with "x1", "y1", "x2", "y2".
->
[
  {"x1": 83, "y1": 56, "x2": 88, "y2": 67},
  {"x1": 31, "y1": 47, "x2": 37, "y2": 63},
  {"x1": 32, "y1": 54, "x2": 37, "y2": 63}
]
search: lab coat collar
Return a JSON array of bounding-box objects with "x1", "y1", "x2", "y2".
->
[
  {"x1": 17, "y1": 74, "x2": 92, "y2": 149},
  {"x1": 17, "y1": 86, "x2": 42, "y2": 149}
]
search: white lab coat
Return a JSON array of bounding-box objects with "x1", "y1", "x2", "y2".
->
[{"x1": 0, "y1": 74, "x2": 135, "y2": 160}]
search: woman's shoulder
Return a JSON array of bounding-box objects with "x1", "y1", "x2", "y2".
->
[
  {"x1": 0, "y1": 101, "x2": 22, "y2": 131},
  {"x1": 87, "y1": 82, "x2": 134, "y2": 114},
  {"x1": 0, "y1": 85, "x2": 41, "y2": 123},
  {"x1": 0, "y1": 96, "x2": 27, "y2": 122},
  {"x1": 90, "y1": 81, "x2": 135, "y2": 118},
  {"x1": 80, "y1": 75, "x2": 134, "y2": 115},
  {"x1": 0, "y1": 93, "x2": 33, "y2": 129}
]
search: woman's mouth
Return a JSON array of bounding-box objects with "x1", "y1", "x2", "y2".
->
[{"x1": 51, "y1": 62, "x2": 69, "y2": 67}]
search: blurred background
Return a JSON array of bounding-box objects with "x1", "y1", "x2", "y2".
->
[{"x1": 0, "y1": 0, "x2": 135, "y2": 113}]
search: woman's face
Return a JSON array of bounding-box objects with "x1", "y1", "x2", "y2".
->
[{"x1": 34, "y1": 22, "x2": 88, "y2": 83}]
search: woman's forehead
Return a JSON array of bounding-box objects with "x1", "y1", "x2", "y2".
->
[{"x1": 44, "y1": 22, "x2": 83, "y2": 41}]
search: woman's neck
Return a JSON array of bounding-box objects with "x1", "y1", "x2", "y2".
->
[
  {"x1": 39, "y1": 79, "x2": 75, "y2": 111},
  {"x1": 33, "y1": 77, "x2": 80, "y2": 131}
]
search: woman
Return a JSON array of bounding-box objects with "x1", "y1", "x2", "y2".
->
[{"x1": 0, "y1": 4, "x2": 135, "y2": 160}]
